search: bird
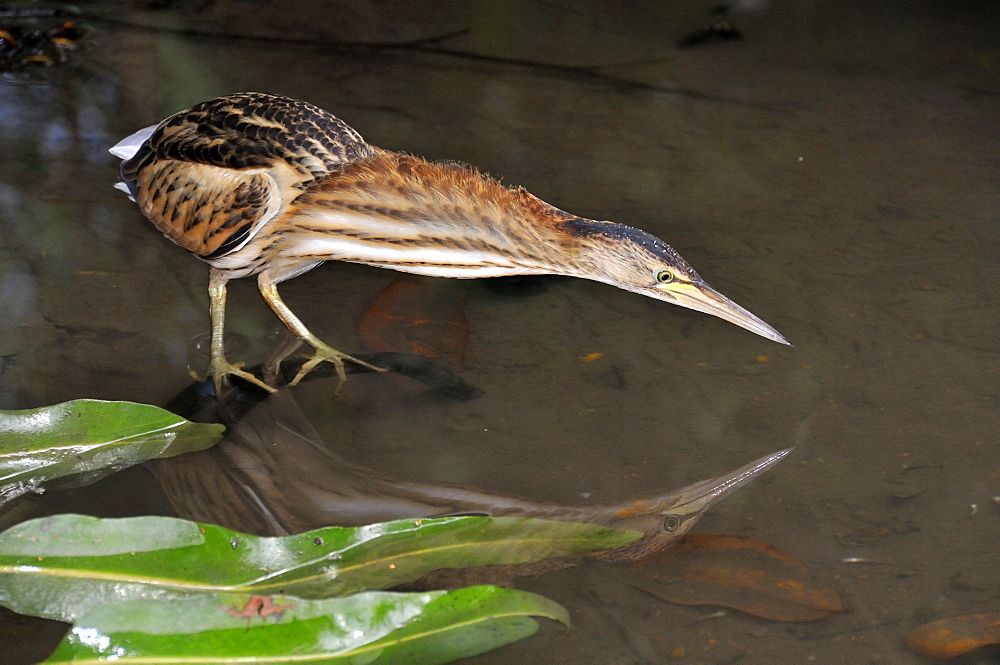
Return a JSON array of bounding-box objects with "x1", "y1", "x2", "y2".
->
[{"x1": 111, "y1": 92, "x2": 788, "y2": 394}]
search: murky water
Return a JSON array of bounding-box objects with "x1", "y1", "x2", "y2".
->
[{"x1": 1, "y1": 1, "x2": 997, "y2": 663}]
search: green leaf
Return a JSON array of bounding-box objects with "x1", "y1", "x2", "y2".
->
[
  {"x1": 0, "y1": 400, "x2": 224, "y2": 506},
  {"x1": 41, "y1": 586, "x2": 568, "y2": 664},
  {"x1": 0, "y1": 514, "x2": 640, "y2": 622}
]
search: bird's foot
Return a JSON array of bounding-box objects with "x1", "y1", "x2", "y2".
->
[
  {"x1": 199, "y1": 357, "x2": 277, "y2": 395},
  {"x1": 289, "y1": 343, "x2": 386, "y2": 394}
]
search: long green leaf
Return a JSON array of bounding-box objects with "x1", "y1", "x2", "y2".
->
[
  {"x1": 0, "y1": 400, "x2": 224, "y2": 505},
  {"x1": 0, "y1": 514, "x2": 640, "y2": 622},
  {"x1": 41, "y1": 586, "x2": 567, "y2": 664}
]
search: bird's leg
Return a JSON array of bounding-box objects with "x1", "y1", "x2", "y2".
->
[
  {"x1": 205, "y1": 269, "x2": 277, "y2": 394},
  {"x1": 258, "y1": 280, "x2": 386, "y2": 393}
]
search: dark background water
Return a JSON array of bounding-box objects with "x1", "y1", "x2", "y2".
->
[{"x1": 1, "y1": 1, "x2": 997, "y2": 663}]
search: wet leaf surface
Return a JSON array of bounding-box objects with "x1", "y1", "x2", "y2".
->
[
  {"x1": 0, "y1": 400, "x2": 224, "y2": 508},
  {"x1": 906, "y1": 614, "x2": 1000, "y2": 660},
  {"x1": 0, "y1": 513, "x2": 639, "y2": 623},
  {"x1": 627, "y1": 533, "x2": 843, "y2": 622},
  {"x1": 359, "y1": 275, "x2": 468, "y2": 368},
  {"x1": 40, "y1": 586, "x2": 567, "y2": 664}
]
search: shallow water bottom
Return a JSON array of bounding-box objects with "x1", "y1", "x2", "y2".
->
[{"x1": 0, "y1": 1, "x2": 997, "y2": 663}]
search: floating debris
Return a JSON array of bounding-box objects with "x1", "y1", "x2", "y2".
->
[{"x1": 0, "y1": 18, "x2": 85, "y2": 73}]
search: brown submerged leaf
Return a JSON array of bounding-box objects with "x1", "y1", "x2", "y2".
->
[
  {"x1": 906, "y1": 614, "x2": 1000, "y2": 660},
  {"x1": 632, "y1": 533, "x2": 844, "y2": 622},
  {"x1": 359, "y1": 274, "x2": 468, "y2": 367}
]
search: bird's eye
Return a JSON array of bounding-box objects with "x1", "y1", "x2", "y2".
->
[
  {"x1": 660, "y1": 515, "x2": 681, "y2": 534},
  {"x1": 655, "y1": 269, "x2": 674, "y2": 284}
]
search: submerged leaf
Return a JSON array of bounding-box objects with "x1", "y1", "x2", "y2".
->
[
  {"x1": 906, "y1": 614, "x2": 1000, "y2": 660},
  {"x1": 0, "y1": 513, "x2": 640, "y2": 622},
  {"x1": 632, "y1": 533, "x2": 843, "y2": 621},
  {"x1": 41, "y1": 586, "x2": 568, "y2": 664},
  {"x1": 0, "y1": 400, "x2": 223, "y2": 506},
  {"x1": 359, "y1": 275, "x2": 468, "y2": 368}
]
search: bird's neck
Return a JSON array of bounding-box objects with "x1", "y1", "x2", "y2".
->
[{"x1": 291, "y1": 151, "x2": 594, "y2": 277}]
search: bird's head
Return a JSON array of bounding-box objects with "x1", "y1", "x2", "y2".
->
[
  {"x1": 588, "y1": 448, "x2": 792, "y2": 561},
  {"x1": 560, "y1": 217, "x2": 789, "y2": 345}
]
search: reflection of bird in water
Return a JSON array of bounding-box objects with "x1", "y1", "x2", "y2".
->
[
  {"x1": 112, "y1": 93, "x2": 787, "y2": 394},
  {"x1": 156, "y1": 379, "x2": 790, "y2": 578}
]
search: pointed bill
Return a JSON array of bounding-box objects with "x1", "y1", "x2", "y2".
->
[
  {"x1": 595, "y1": 448, "x2": 794, "y2": 559},
  {"x1": 660, "y1": 280, "x2": 789, "y2": 345},
  {"x1": 668, "y1": 448, "x2": 793, "y2": 521}
]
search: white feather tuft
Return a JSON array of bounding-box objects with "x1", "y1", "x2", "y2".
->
[
  {"x1": 109, "y1": 123, "x2": 159, "y2": 161},
  {"x1": 113, "y1": 181, "x2": 136, "y2": 202}
]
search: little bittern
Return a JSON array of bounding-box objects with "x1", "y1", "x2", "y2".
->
[{"x1": 112, "y1": 93, "x2": 787, "y2": 393}]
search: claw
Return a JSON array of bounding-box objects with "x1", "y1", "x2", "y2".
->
[
  {"x1": 288, "y1": 342, "x2": 386, "y2": 394},
  {"x1": 206, "y1": 357, "x2": 277, "y2": 395},
  {"x1": 258, "y1": 281, "x2": 385, "y2": 394}
]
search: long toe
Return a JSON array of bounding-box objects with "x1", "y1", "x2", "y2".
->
[
  {"x1": 208, "y1": 359, "x2": 277, "y2": 394},
  {"x1": 288, "y1": 344, "x2": 386, "y2": 392}
]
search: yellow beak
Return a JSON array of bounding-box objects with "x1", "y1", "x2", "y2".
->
[
  {"x1": 656, "y1": 280, "x2": 790, "y2": 345},
  {"x1": 663, "y1": 448, "x2": 793, "y2": 523}
]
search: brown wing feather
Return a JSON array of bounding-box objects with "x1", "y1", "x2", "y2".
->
[
  {"x1": 120, "y1": 92, "x2": 377, "y2": 260},
  {"x1": 144, "y1": 92, "x2": 376, "y2": 181},
  {"x1": 131, "y1": 160, "x2": 279, "y2": 259}
]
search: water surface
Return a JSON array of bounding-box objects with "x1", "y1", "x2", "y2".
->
[{"x1": 1, "y1": 2, "x2": 997, "y2": 663}]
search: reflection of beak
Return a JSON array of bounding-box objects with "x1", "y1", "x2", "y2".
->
[
  {"x1": 582, "y1": 448, "x2": 793, "y2": 561},
  {"x1": 665, "y1": 449, "x2": 793, "y2": 526},
  {"x1": 656, "y1": 280, "x2": 790, "y2": 345}
]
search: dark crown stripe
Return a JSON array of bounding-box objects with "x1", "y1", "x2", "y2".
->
[{"x1": 562, "y1": 217, "x2": 686, "y2": 264}]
